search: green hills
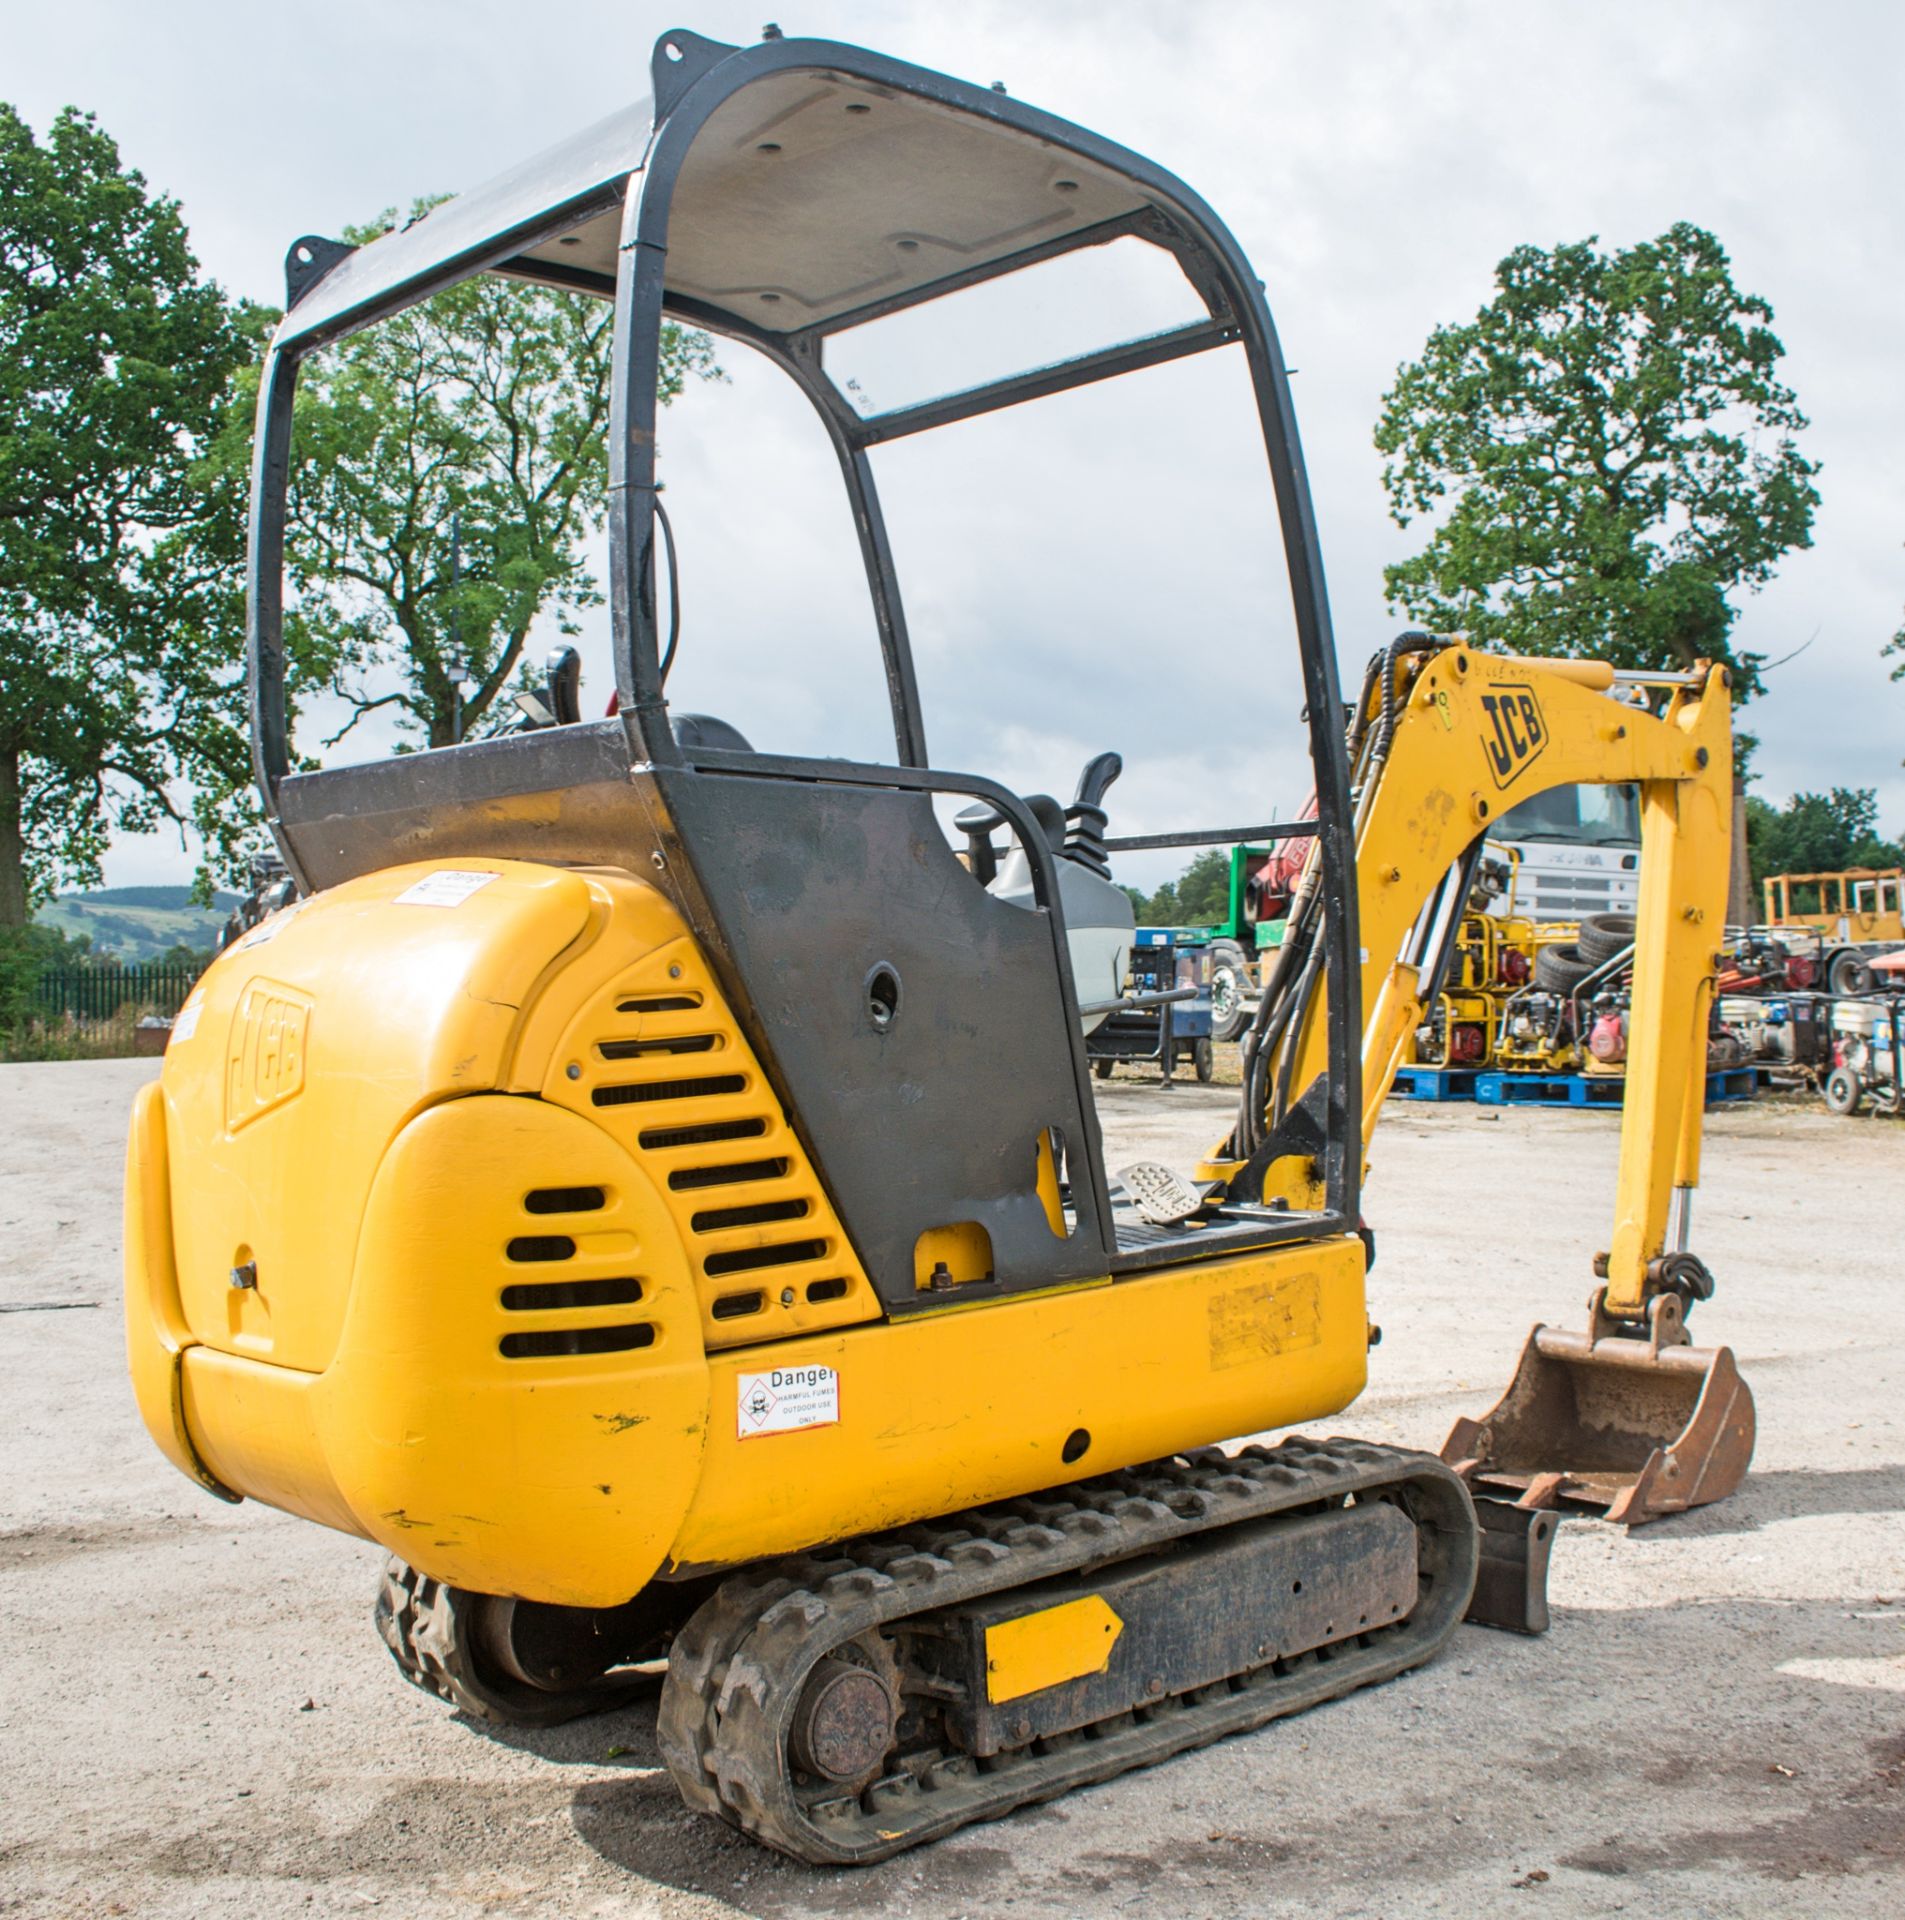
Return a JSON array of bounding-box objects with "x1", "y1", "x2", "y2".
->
[{"x1": 36, "y1": 887, "x2": 239, "y2": 964}]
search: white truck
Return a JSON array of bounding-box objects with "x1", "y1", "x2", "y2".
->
[{"x1": 1486, "y1": 782, "x2": 1641, "y2": 922}]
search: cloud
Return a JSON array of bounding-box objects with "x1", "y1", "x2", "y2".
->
[{"x1": 14, "y1": 0, "x2": 1901, "y2": 885}]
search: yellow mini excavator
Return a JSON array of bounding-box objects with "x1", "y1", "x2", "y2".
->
[{"x1": 124, "y1": 29, "x2": 1753, "y2": 1864}]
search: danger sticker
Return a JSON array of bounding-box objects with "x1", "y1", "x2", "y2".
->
[
  {"x1": 737, "y1": 1366, "x2": 840, "y2": 1439},
  {"x1": 394, "y1": 869, "x2": 499, "y2": 909}
]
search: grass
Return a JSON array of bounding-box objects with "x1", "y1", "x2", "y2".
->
[{"x1": 1, "y1": 1004, "x2": 169, "y2": 1063}]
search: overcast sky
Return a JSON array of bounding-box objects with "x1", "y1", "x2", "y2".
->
[{"x1": 12, "y1": 0, "x2": 1904, "y2": 892}]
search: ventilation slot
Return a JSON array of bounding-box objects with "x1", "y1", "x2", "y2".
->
[
  {"x1": 806, "y1": 1277, "x2": 849, "y2": 1303},
  {"x1": 639, "y1": 1117, "x2": 768, "y2": 1151},
  {"x1": 668, "y1": 1157, "x2": 788, "y2": 1192},
  {"x1": 597, "y1": 1034, "x2": 721, "y2": 1060},
  {"x1": 524, "y1": 1186, "x2": 605, "y2": 1215},
  {"x1": 592, "y1": 1074, "x2": 746, "y2": 1108},
  {"x1": 500, "y1": 1323, "x2": 655, "y2": 1360},
  {"x1": 506, "y1": 1235, "x2": 576, "y2": 1263},
  {"x1": 692, "y1": 1198, "x2": 810, "y2": 1233},
  {"x1": 703, "y1": 1238, "x2": 828, "y2": 1278},
  {"x1": 501, "y1": 1277, "x2": 642, "y2": 1311},
  {"x1": 711, "y1": 1290, "x2": 765, "y2": 1321},
  {"x1": 618, "y1": 993, "x2": 702, "y2": 1013}
]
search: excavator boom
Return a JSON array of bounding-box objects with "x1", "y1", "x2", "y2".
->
[{"x1": 1203, "y1": 639, "x2": 1754, "y2": 1523}]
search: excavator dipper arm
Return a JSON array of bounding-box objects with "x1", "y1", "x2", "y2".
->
[{"x1": 1203, "y1": 641, "x2": 1753, "y2": 1523}]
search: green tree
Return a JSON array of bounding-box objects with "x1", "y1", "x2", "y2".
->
[
  {"x1": 1173, "y1": 849, "x2": 1230, "y2": 922},
  {"x1": 259, "y1": 207, "x2": 721, "y2": 754},
  {"x1": 1126, "y1": 850, "x2": 1230, "y2": 926},
  {"x1": 0, "y1": 918, "x2": 91, "y2": 1041},
  {"x1": 1745, "y1": 787, "x2": 1902, "y2": 892},
  {"x1": 1375, "y1": 223, "x2": 1818, "y2": 696},
  {"x1": 0, "y1": 104, "x2": 246, "y2": 929}
]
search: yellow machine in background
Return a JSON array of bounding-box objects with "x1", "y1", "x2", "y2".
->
[
  {"x1": 1764, "y1": 867, "x2": 1905, "y2": 945},
  {"x1": 124, "y1": 30, "x2": 1756, "y2": 1865}
]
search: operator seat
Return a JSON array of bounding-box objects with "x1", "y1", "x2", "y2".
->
[{"x1": 953, "y1": 752, "x2": 1134, "y2": 1031}]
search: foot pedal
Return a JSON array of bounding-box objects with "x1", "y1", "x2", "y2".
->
[
  {"x1": 1463, "y1": 1497, "x2": 1555, "y2": 1635},
  {"x1": 1114, "y1": 1162, "x2": 1204, "y2": 1227}
]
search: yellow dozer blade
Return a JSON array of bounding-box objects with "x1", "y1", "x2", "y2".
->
[{"x1": 1442, "y1": 1291, "x2": 1755, "y2": 1527}]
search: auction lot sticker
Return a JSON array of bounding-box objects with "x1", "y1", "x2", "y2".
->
[
  {"x1": 737, "y1": 1366, "x2": 840, "y2": 1438},
  {"x1": 394, "y1": 868, "x2": 499, "y2": 908}
]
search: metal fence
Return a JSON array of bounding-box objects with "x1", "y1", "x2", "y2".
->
[{"x1": 35, "y1": 964, "x2": 202, "y2": 1025}]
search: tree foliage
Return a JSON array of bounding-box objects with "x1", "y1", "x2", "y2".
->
[
  {"x1": 1375, "y1": 223, "x2": 1817, "y2": 696},
  {"x1": 0, "y1": 103, "x2": 247, "y2": 928},
  {"x1": 251, "y1": 206, "x2": 722, "y2": 754},
  {"x1": 1744, "y1": 787, "x2": 1902, "y2": 892},
  {"x1": 1127, "y1": 849, "x2": 1230, "y2": 926}
]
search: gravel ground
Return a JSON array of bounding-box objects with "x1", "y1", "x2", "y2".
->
[{"x1": 2, "y1": 1059, "x2": 1900, "y2": 1919}]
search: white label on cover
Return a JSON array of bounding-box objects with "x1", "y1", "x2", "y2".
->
[
  {"x1": 394, "y1": 869, "x2": 499, "y2": 909},
  {"x1": 234, "y1": 903, "x2": 301, "y2": 952},
  {"x1": 737, "y1": 1366, "x2": 840, "y2": 1439},
  {"x1": 170, "y1": 1001, "x2": 202, "y2": 1044}
]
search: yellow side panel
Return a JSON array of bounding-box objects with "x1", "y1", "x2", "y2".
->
[
  {"x1": 527, "y1": 872, "x2": 879, "y2": 1349},
  {"x1": 180, "y1": 1347, "x2": 360, "y2": 1537},
  {"x1": 160, "y1": 860, "x2": 596, "y2": 1372},
  {"x1": 669, "y1": 1236, "x2": 1367, "y2": 1573},
  {"x1": 305, "y1": 1095, "x2": 710, "y2": 1607},
  {"x1": 122, "y1": 1080, "x2": 231, "y2": 1499},
  {"x1": 987, "y1": 1596, "x2": 1124, "y2": 1703}
]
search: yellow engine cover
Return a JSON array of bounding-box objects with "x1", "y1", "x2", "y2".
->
[{"x1": 128, "y1": 858, "x2": 1374, "y2": 1607}]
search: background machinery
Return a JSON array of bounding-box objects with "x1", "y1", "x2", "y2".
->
[
  {"x1": 124, "y1": 30, "x2": 1754, "y2": 1865},
  {"x1": 1761, "y1": 866, "x2": 1905, "y2": 996},
  {"x1": 1132, "y1": 828, "x2": 1312, "y2": 1043}
]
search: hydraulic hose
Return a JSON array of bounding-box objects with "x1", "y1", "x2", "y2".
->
[{"x1": 1229, "y1": 632, "x2": 1448, "y2": 1163}]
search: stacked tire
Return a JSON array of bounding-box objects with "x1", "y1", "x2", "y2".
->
[{"x1": 1532, "y1": 912, "x2": 1633, "y2": 994}]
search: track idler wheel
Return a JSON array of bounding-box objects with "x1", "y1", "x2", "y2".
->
[{"x1": 788, "y1": 1634, "x2": 901, "y2": 1790}]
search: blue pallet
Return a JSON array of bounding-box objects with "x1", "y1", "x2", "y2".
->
[
  {"x1": 1705, "y1": 1066, "x2": 1759, "y2": 1105},
  {"x1": 1390, "y1": 1066, "x2": 1481, "y2": 1102},
  {"x1": 1474, "y1": 1067, "x2": 1758, "y2": 1109}
]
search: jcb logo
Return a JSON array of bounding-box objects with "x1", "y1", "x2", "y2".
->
[
  {"x1": 1479, "y1": 684, "x2": 1547, "y2": 790},
  {"x1": 225, "y1": 981, "x2": 312, "y2": 1132}
]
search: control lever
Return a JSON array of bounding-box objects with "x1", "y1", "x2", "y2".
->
[
  {"x1": 953, "y1": 800, "x2": 1005, "y2": 885},
  {"x1": 1065, "y1": 752, "x2": 1123, "y2": 877}
]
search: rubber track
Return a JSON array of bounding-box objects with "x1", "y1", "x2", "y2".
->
[
  {"x1": 657, "y1": 1436, "x2": 1478, "y2": 1864},
  {"x1": 374, "y1": 1554, "x2": 646, "y2": 1728}
]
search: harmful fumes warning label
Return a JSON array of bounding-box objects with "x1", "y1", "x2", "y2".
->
[{"x1": 737, "y1": 1365, "x2": 840, "y2": 1438}]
